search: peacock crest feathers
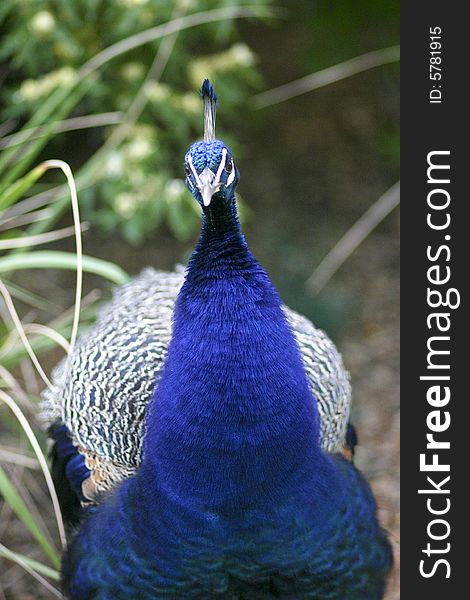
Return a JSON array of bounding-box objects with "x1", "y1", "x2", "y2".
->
[{"x1": 201, "y1": 78, "x2": 218, "y2": 142}]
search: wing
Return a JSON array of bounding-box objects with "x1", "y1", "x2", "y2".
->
[{"x1": 42, "y1": 267, "x2": 351, "y2": 514}]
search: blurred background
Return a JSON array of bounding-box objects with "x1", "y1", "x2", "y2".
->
[{"x1": 0, "y1": 1, "x2": 399, "y2": 598}]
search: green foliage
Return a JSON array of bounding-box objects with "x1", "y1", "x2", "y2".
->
[{"x1": 1, "y1": 0, "x2": 270, "y2": 243}]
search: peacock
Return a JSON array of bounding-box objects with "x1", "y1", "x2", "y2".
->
[{"x1": 43, "y1": 80, "x2": 392, "y2": 599}]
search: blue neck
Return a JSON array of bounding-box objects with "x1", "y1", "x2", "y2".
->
[{"x1": 142, "y1": 197, "x2": 323, "y2": 513}]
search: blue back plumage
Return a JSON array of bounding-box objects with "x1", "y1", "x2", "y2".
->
[{"x1": 61, "y1": 82, "x2": 392, "y2": 599}]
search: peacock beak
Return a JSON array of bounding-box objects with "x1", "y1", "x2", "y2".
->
[{"x1": 198, "y1": 166, "x2": 220, "y2": 207}]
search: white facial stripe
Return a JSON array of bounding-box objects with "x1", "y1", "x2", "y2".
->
[
  {"x1": 215, "y1": 148, "x2": 228, "y2": 183},
  {"x1": 187, "y1": 154, "x2": 201, "y2": 185},
  {"x1": 226, "y1": 162, "x2": 235, "y2": 186}
]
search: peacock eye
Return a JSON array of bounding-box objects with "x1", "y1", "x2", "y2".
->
[
  {"x1": 225, "y1": 160, "x2": 233, "y2": 173},
  {"x1": 184, "y1": 163, "x2": 191, "y2": 176}
]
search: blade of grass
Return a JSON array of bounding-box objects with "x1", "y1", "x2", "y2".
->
[
  {"x1": 8, "y1": 465, "x2": 57, "y2": 550},
  {"x1": 0, "y1": 251, "x2": 129, "y2": 284},
  {"x1": 40, "y1": 160, "x2": 82, "y2": 351},
  {"x1": 0, "y1": 207, "x2": 53, "y2": 232},
  {"x1": 19, "y1": 357, "x2": 40, "y2": 397},
  {"x1": 0, "y1": 164, "x2": 47, "y2": 211},
  {"x1": 0, "y1": 447, "x2": 39, "y2": 469},
  {"x1": 0, "y1": 281, "x2": 52, "y2": 388},
  {"x1": 306, "y1": 181, "x2": 400, "y2": 293},
  {"x1": 0, "y1": 544, "x2": 60, "y2": 581},
  {"x1": 1, "y1": 323, "x2": 87, "y2": 369},
  {"x1": 0, "y1": 193, "x2": 57, "y2": 223},
  {"x1": 0, "y1": 112, "x2": 122, "y2": 151},
  {"x1": 22, "y1": 324, "x2": 71, "y2": 354},
  {"x1": 0, "y1": 464, "x2": 60, "y2": 568},
  {"x1": 0, "y1": 364, "x2": 32, "y2": 409},
  {"x1": 49, "y1": 288, "x2": 101, "y2": 329},
  {"x1": 0, "y1": 480, "x2": 14, "y2": 543},
  {"x1": 0, "y1": 390, "x2": 66, "y2": 552},
  {"x1": 0, "y1": 295, "x2": 99, "y2": 369},
  {"x1": 0, "y1": 280, "x2": 54, "y2": 311},
  {"x1": 251, "y1": 45, "x2": 400, "y2": 109},
  {"x1": 0, "y1": 223, "x2": 88, "y2": 250},
  {"x1": 0, "y1": 118, "x2": 18, "y2": 138},
  {"x1": 0, "y1": 544, "x2": 62, "y2": 597}
]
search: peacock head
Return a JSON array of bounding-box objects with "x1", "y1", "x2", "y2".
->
[
  {"x1": 184, "y1": 80, "x2": 239, "y2": 209},
  {"x1": 184, "y1": 140, "x2": 238, "y2": 209}
]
